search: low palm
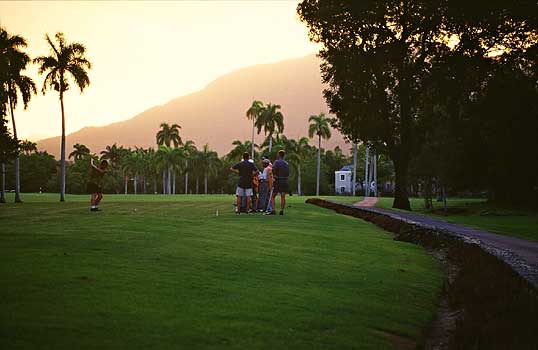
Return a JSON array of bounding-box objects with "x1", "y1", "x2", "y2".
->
[
  {"x1": 309, "y1": 112, "x2": 331, "y2": 196},
  {"x1": 69, "y1": 143, "x2": 90, "y2": 161},
  {"x1": 246, "y1": 100, "x2": 263, "y2": 159},
  {"x1": 34, "y1": 32, "x2": 91, "y2": 202}
]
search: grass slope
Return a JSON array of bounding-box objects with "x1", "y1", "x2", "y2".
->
[
  {"x1": 375, "y1": 197, "x2": 537, "y2": 242},
  {"x1": 1, "y1": 194, "x2": 442, "y2": 349}
]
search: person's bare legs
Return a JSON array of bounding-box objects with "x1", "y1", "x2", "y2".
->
[
  {"x1": 236, "y1": 196, "x2": 241, "y2": 213},
  {"x1": 95, "y1": 193, "x2": 103, "y2": 206},
  {"x1": 270, "y1": 192, "x2": 277, "y2": 213},
  {"x1": 280, "y1": 193, "x2": 286, "y2": 211},
  {"x1": 90, "y1": 193, "x2": 96, "y2": 206},
  {"x1": 246, "y1": 196, "x2": 252, "y2": 212}
]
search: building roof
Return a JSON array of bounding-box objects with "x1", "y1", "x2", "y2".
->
[{"x1": 340, "y1": 165, "x2": 353, "y2": 171}]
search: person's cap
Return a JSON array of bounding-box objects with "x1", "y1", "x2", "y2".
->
[{"x1": 262, "y1": 159, "x2": 270, "y2": 164}]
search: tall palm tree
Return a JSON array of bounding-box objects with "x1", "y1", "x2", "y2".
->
[
  {"x1": 246, "y1": 100, "x2": 263, "y2": 159},
  {"x1": 287, "y1": 137, "x2": 311, "y2": 196},
  {"x1": 156, "y1": 122, "x2": 182, "y2": 194},
  {"x1": 198, "y1": 144, "x2": 219, "y2": 194},
  {"x1": 156, "y1": 122, "x2": 182, "y2": 147},
  {"x1": 68, "y1": 143, "x2": 90, "y2": 161},
  {"x1": 1, "y1": 27, "x2": 36, "y2": 202},
  {"x1": 309, "y1": 112, "x2": 332, "y2": 196},
  {"x1": 181, "y1": 140, "x2": 196, "y2": 194},
  {"x1": 34, "y1": 32, "x2": 91, "y2": 202},
  {"x1": 255, "y1": 103, "x2": 284, "y2": 153},
  {"x1": 0, "y1": 116, "x2": 18, "y2": 203},
  {"x1": 156, "y1": 145, "x2": 178, "y2": 194}
]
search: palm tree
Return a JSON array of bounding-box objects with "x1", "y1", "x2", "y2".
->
[
  {"x1": 156, "y1": 145, "x2": 178, "y2": 194},
  {"x1": 1, "y1": 27, "x2": 37, "y2": 202},
  {"x1": 181, "y1": 140, "x2": 196, "y2": 194},
  {"x1": 0, "y1": 116, "x2": 18, "y2": 203},
  {"x1": 68, "y1": 143, "x2": 90, "y2": 161},
  {"x1": 156, "y1": 122, "x2": 182, "y2": 147},
  {"x1": 309, "y1": 112, "x2": 332, "y2": 196},
  {"x1": 227, "y1": 139, "x2": 258, "y2": 162},
  {"x1": 255, "y1": 103, "x2": 284, "y2": 153},
  {"x1": 198, "y1": 144, "x2": 219, "y2": 194},
  {"x1": 246, "y1": 100, "x2": 263, "y2": 159},
  {"x1": 287, "y1": 137, "x2": 311, "y2": 196},
  {"x1": 100, "y1": 143, "x2": 123, "y2": 167},
  {"x1": 34, "y1": 32, "x2": 91, "y2": 202},
  {"x1": 20, "y1": 140, "x2": 37, "y2": 155}
]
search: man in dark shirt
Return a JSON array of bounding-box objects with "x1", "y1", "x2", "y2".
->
[
  {"x1": 230, "y1": 152, "x2": 258, "y2": 214},
  {"x1": 267, "y1": 149, "x2": 290, "y2": 215},
  {"x1": 87, "y1": 160, "x2": 108, "y2": 212}
]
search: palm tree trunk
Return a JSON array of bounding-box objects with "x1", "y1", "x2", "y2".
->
[
  {"x1": 134, "y1": 175, "x2": 138, "y2": 195},
  {"x1": 0, "y1": 163, "x2": 6, "y2": 203},
  {"x1": 316, "y1": 135, "x2": 321, "y2": 196},
  {"x1": 269, "y1": 133, "x2": 273, "y2": 153},
  {"x1": 124, "y1": 177, "x2": 128, "y2": 194},
  {"x1": 167, "y1": 167, "x2": 171, "y2": 194},
  {"x1": 143, "y1": 176, "x2": 147, "y2": 194},
  {"x1": 173, "y1": 173, "x2": 176, "y2": 194},
  {"x1": 162, "y1": 171, "x2": 166, "y2": 194},
  {"x1": 59, "y1": 92, "x2": 66, "y2": 202},
  {"x1": 184, "y1": 159, "x2": 188, "y2": 194},
  {"x1": 8, "y1": 95, "x2": 22, "y2": 203},
  {"x1": 364, "y1": 146, "x2": 369, "y2": 196},
  {"x1": 297, "y1": 164, "x2": 302, "y2": 196},
  {"x1": 251, "y1": 120, "x2": 255, "y2": 159},
  {"x1": 196, "y1": 178, "x2": 199, "y2": 194},
  {"x1": 153, "y1": 176, "x2": 157, "y2": 194},
  {"x1": 352, "y1": 143, "x2": 357, "y2": 196},
  {"x1": 204, "y1": 172, "x2": 208, "y2": 194}
]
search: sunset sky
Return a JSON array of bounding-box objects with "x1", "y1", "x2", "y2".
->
[{"x1": 0, "y1": 1, "x2": 318, "y2": 141}]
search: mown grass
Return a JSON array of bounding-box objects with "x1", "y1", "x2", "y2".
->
[
  {"x1": 1, "y1": 193, "x2": 442, "y2": 349},
  {"x1": 375, "y1": 197, "x2": 537, "y2": 242}
]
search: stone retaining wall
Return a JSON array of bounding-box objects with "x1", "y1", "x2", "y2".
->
[{"x1": 306, "y1": 198, "x2": 538, "y2": 349}]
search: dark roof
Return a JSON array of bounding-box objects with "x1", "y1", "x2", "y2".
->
[{"x1": 339, "y1": 165, "x2": 353, "y2": 171}]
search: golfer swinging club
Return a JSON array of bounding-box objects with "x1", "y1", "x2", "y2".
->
[
  {"x1": 266, "y1": 149, "x2": 289, "y2": 215},
  {"x1": 87, "y1": 159, "x2": 108, "y2": 212}
]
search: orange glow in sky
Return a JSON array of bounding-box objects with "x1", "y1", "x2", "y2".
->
[{"x1": 0, "y1": 1, "x2": 318, "y2": 141}]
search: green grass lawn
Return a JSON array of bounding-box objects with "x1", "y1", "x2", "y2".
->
[
  {"x1": 1, "y1": 193, "x2": 442, "y2": 349},
  {"x1": 375, "y1": 197, "x2": 538, "y2": 242}
]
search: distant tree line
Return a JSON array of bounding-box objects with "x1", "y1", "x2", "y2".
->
[{"x1": 298, "y1": 0, "x2": 537, "y2": 209}]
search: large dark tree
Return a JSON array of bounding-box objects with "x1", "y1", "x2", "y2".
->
[{"x1": 297, "y1": 0, "x2": 537, "y2": 210}]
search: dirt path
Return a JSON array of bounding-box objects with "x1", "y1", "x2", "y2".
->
[
  {"x1": 355, "y1": 205, "x2": 537, "y2": 282},
  {"x1": 354, "y1": 197, "x2": 379, "y2": 207}
]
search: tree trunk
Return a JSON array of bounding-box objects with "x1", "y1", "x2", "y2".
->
[
  {"x1": 269, "y1": 133, "x2": 273, "y2": 153},
  {"x1": 162, "y1": 171, "x2": 166, "y2": 194},
  {"x1": 143, "y1": 176, "x2": 147, "y2": 194},
  {"x1": 251, "y1": 120, "x2": 255, "y2": 159},
  {"x1": 59, "y1": 92, "x2": 66, "y2": 202},
  {"x1": 316, "y1": 135, "x2": 321, "y2": 196},
  {"x1": 297, "y1": 164, "x2": 302, "y2": 196},
  {"x1": 153, "y1": 176, "x2": 157, "y2": 194},
  {"x1": 173, "y1": 173, "x2": 176, "y2": 194},
  {"x1": 392, "y1": 156, "x2": 411, "y2": 210},
  {"x1": 0, "y1": 163, "x2": 6, "y2": 203},
  {"x1": 124, "y1": 177, "x2": 128, "y2": 194},
  {"x1": 167, "y1": 168, "x2": 172, "y2": 194},
  {"x1": 352, "y1": 143, "x2": 357, "y2": 196},
  {"x1": 8, "y1": 95, "x2": 22, "y2": 203},
  {"x1": 364, "y1": 146, "x2": 369, "y2": 196},
  {"x1": 196, "y1": 178, "x2": 199, "y2": 194},
  {"x1": 134, "y1": 175, "x2": 138, "y2": 195},
  {"x1": 204, "y1": 172, "x2": 208, "y2": 194}
]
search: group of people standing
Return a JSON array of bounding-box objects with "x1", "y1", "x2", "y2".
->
[{"x1": 230, "y1": 150, "x2": 289, "y2": 215}]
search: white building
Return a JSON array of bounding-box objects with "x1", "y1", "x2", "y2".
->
[{"x1": 335, "y1": 166, "x2": 353, "y2": 194}]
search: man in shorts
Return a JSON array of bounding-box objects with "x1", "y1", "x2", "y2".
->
[
  {"x1": 87, "y1": 159, "x2": 108, "y2": 212},
  {"x1": 266, "y1": 150, "x2": 289, "y2": 215},
  {"x1": 230, "y1": 152, "x2": 258, "y2": 214}
]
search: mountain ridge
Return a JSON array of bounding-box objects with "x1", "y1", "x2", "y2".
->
[{"x1": 37, "y1": 54, "x2": 349, "y2": 158}]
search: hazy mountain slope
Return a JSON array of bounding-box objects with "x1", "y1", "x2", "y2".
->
[{"x1": 37, "y1": 55, "x2": 349, "y2": 158}]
